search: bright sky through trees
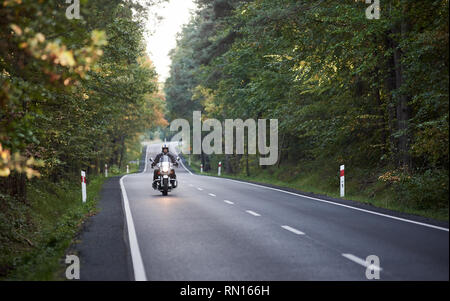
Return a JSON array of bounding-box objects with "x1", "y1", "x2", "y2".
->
[{"x1": 144, "y1": 0, "x2": 196, "y2": 82}]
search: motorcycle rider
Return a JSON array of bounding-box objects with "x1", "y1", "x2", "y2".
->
[{"x1": 151, "y1": 144, "x2": 178, "y2": 189}]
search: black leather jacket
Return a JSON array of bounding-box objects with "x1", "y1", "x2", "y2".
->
[{"x1": 151, "y1": 152, "x2": 178, "y2": 167}]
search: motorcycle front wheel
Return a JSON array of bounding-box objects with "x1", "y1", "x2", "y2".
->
[{"x1": 162, "y1": 178, "x2": 169, "y2": 196}]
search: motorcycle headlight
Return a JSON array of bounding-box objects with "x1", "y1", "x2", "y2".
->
[{"x1": 161, "y1": 162, "x2": 170, "y2": 173}]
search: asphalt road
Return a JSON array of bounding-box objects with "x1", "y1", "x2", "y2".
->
[{"x1": 121, "y1": 142, "x2": 449, "y2": 281}]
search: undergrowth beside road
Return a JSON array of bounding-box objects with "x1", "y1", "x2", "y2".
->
[
  {"x1": 0, "y1": 165, "x2": 137, "y2": 280},
  {"x1": 0, "y1": 176, "x2": 103, "y2": 280},
  {"x1": 186, "y1": 159, "x2": 449, "y2": 222}
]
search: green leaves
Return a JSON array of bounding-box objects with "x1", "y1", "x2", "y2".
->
[
  {"x1": 1, "y1": 0, "x2": 164, "y2": 182},
  {"x1": 165, "y1": 0, "x2": 448, "y2": 208}
]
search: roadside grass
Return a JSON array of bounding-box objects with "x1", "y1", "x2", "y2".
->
[
  {"x1": 0, "y1": 163, "x2": 139, "y2": 281},
  {"x1": 186, "y1": 159, "x2": 449, "y2": 222},
  {"x1": 0, "y1": 175, "x2": 104, "y2": 280},
  {"x1": 108, "y1": 162, "x2": 140, "y2": 175}
]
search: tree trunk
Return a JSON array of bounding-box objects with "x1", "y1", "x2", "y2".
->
[
  {"x1": 118, "y1": 136, "x2": 125, "y2": 169},
  {"x1": 225, "y1": 154, "x2": 233, "y2": 173},
  {"x1": 277, "y1": 133, "x2": 285, "y2": 168},
  {"x1": 385, "y1": 33, "x2": 399, "y2": 164},
  {"x1": 392, "y1": 4, "x2": 411, "y2": 169},
  {"x1": 0, "y1": 172, "x2": 27, "y2": 202},
  {"x1": 246, "y1": 152, "x2": 250, "y2": 177}
]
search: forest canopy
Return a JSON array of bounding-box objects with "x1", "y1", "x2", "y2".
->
[
  {"x1": 1, "y1": 0, "x2": 167, "y2": 197},
  {"x1": 165, "y1": 0, "x2": 449, "y2": 211}
]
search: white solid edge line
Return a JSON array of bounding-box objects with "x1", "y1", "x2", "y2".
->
[
  {"x1": 142, "y1": 144, "x2": 148, "y2": 173},
  {"x1": 120, "y1": 176, "x2": 147, "y2": 281},
  {"x1": 173, "y1": 144, "x2": 193, "y2": 175},
  {"x1": 224, "y1": 200, "x2": 234, "y2": 205},
  {"x1": 342, "y1": 253, "x2": 382, "y2": 271},
  {"x1": 281, "y1": 225, "x2": 305, "y2": 235},
  {"x1": 172, "y1": 141, "x2": 448, "y2": 232},
  {"x1": 208, "y1": 193, "x2": 216, "y2": 197},
  {"x1": 179, "y1": 158, "x2": 193, "y2": 175},
  {"x1": 214, "y1": 178, "x2": 449, "y2": 232},
  {"x1": 119, "y1": 144, "x2": 148, "y2": 281}
]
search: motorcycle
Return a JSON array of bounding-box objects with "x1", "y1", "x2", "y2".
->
[{"x1": 149, "y1": 155, "x2": 179, "y2": 196}]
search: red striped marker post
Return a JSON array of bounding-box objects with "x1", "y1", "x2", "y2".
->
[
  {"x1": 200, "y1": 163, "x2": 203, "y2": 173},
  {"x1": 218, "y1": 161, "x2": 222, "y2": 176},
  {"x1": 81, "y1": 170, "x2": 87, "y2": 203},
  {"x1": 126, "y1": 165, "x2": 129, "y2": 174},
  {"x1": 340, "y1": 165, "x2": 345, "y2": 197}
]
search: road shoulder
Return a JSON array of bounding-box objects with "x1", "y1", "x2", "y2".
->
[{"x1": 71, "y1": 176, "x2": 133, "y2": 280}]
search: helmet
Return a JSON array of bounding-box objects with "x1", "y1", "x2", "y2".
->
[{"x1": 162, "y1": 144, "x2": 169, "y2": 152}]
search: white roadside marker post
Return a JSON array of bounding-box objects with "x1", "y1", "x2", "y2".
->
[
  {"x1": 126, "y1": 165, "x2": 129, "y2": 174},
  {"x1": 340, "y1": 165, "x2": 345, "y2": 197},
  {"x1": 218, "y1": 161, "x2": 222, "y2": 176},
  {"x1": 200, "y1": 163, "x2": 203, "y2": 173},
  {"x1": 81, "y1": 170, "x2": 87, "y2": 203},
  {"x1": 105, "y1": 164, "x2": 108, "y2": 178},
  {"x1": 188, "y1": 154, "x2": 191, "y2": 166}
]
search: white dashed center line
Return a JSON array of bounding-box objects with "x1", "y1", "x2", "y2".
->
[
  {"x1": 246, "y1": 210, "x2": 261, "y2": 217},
  {"x1": 208, "y1": 193, "x2": 216, "y2": 197},
  {"x1": 224, "y1": 200, "x2": 234, "y2": 205},
  {"x1": 342, "y1": 254, "x2": 382, "y2": 271},
  {"x1": 197, "y1": 187, "x2": 203, "y2": 191},
  {"x1": 281, "y1": 225, "x2": 305, "y2": 235}
]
